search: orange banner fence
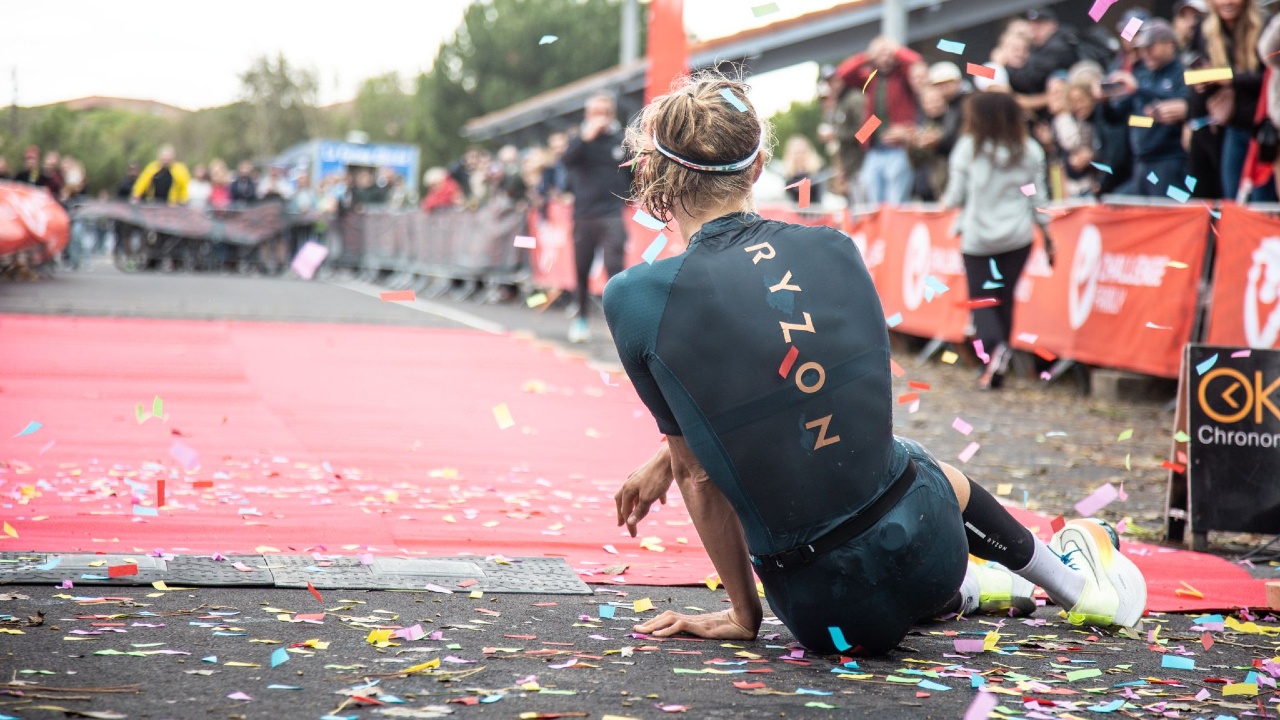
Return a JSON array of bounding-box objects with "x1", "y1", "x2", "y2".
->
[{"x1": 527, "y1": 199, "x2": 1280, "y2": 379}]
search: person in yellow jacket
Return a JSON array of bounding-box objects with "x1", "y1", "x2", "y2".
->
[{"x1": 131, "y1": 145, "x2": 190, "y2": 205}]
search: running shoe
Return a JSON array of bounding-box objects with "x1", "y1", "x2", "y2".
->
[
  {"x1": 568, "y1": 317, "x2": 591, "y2": 344},
  {"x1": 969, "y1": 558, "x2": 1038, "y2": 616},
  {"x1": 1050, "y1": 519, "x2": 1147, "y2": 627}
]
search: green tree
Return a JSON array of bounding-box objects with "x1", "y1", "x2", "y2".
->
[
  {"x1": 769, "y1": 98, "x2": 826, "y2": 161},
  {"x1": 353, "y1": 72, "x2": 415, "y2": 143},
  {"x1": 417, "y1": 0, "x2": 632, "y2": 164},
  {"x1": 239, "y1": 53, "x2": 319, "y2": 159}
]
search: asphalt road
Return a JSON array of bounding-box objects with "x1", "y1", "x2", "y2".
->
[{"x1": 3, "y1": 258, "x2": 1278, "y2": 719}]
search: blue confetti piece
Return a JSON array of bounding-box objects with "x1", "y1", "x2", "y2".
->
[
  {"x1": 1196, "y1": 353, "x2": 1218, "y2": 375},
  {"x1": 1193, "y1": 614, "x2": 1225, "y2": 624},
  {"x1": 1087, "y1": 699, "x2": 1125, "y2": 713},
  {"x1": 988, "y1": 258, "x2": 1003, "y2": 280},
  {"x1": 36, "y1": 557, "x2": 61, "y2": 571},
  {"x1": 14, "y1": 421, "x2": 41, "y2": 437},
  {"x1": 202, "y1": 655, "x2": 217, "y2": 663},
  {"x1": 1146, "y1": 171, "x2": 1159, "y2": 185},
  {"x1": 1188, "y1": 117, "x2": 1213, "y2": 131},
  {"x1": 133, "y1": 505, "x2": 159, "y2": 516},
  {"x1": 598, "y1": 604, "x2": 616, "y2": 619},
  {"x1": 80, "y1": 574, "x2": 109, "y2": 580},
  {"x1": 828, "y1": 626, "x2": 852, "y2": 651},
  {"x1": 886, "y1": 312, "x2": 903, "y2": 328},
  {"x1": 936, "y1": 39, "x2": 966, "y2": 54},
  {"x1": 797, "y1": 688, "x2": 834, "y2": 696},
  {"x1": 1166, "y1": 186, "x2": 1191, "y2": 203},
  {"x1": 982, "y1": 281, "x2": 1004, "y2": 290},
  {"x1": 925, "y1": 275, "x2": 949, "y2": 294},
  {"x1": 971, "y1": 675, "x2": 986, "y2": 688},
  {"x1": 480, "y1": 694, "x2": 505, "y2": 704},
  {"x1": 720, "y1": 88, "x2": 748, "y2": 112},
  {"x1": 641, "y1": 233, "x2": 668, "y2": 264},
  {"x1": 1247, "y1": 670, "x2": 1260, "y2": 685},
  {"x1": 1090, "y1": 162, "x2": 1114, "y2": 174},
  {"x1": 632, "y1": 209, "x2": 666, "y2": 231},
  {"x1": 917, "y1": 679, "x2": 952, "y2": 691},
  {"x1": 1161, "y1": 655, "x2": 1195, "y2": 670},
  {"x1": 539, "y1": 35, "x2": 558, "y2": 45},
  {"x1": 271, "y1": 647, "x2": 290, "y2": 667},
  {"x1": 1185, "y1": 175, "x2": 1198, "y2": 191}
]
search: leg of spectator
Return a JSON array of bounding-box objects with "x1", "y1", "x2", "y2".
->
[
  {"x1": 572, "y1": 218, "x2": 600, "y2": 320},
  {"x1": 1187, "y1": 126, "x2": 1225, "y2": 200},
  {"x1": 602, "y1": 215, "x2": 628, "y2": 280},
  {"x1": 884, "y1": 148, "x2": 914, "y2": 206},
  {"x1": 993, "y1": 245, "x2": 1032, "y2": 350},
  {"x1": 962, "y1": 253, "x2": 1002, "y2": 356},
  {"x1": 1221, "y1": 126, "x2": 1252, "y2": 202},
  {"x1": 860, "y1": 150, "x2": 884, "y2": 208}
]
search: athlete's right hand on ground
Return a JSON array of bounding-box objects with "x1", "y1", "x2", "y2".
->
[
  {"x1": 615, "y1": 444, "x2": 675, "y2": 537},
  {"x1": 635, "y1": 609, "x2": 758, "y2": 640}
]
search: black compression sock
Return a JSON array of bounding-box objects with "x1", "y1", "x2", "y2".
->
[{"x1": 961, "y1": 478, "x2": 1035, "y2": 570}]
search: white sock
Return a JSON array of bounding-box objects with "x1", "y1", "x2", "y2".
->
[
  {"x1": 956, "y1": 564, "x2": 981, "y2": 615},
  {"x1": 1014, "y1": 539, "x2": 1085, "y2": 609}
]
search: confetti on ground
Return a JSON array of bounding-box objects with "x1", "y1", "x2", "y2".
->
[
  {"x1": 493, "y1": 403, "x2": 515, "y2": 430},
  {"x1": 936, "y1": 39, "x2": 965, "y2": 54},
  {"x1": 720, "y1": 88, "x2": 748, "y2": 112},
  {"x1": 854, "y1": 115, "x2": 881, "y2": 144},
  {"x1": 380, "y1": 290, "x2": 416, "y2": 302},
  {"x1": 13, "y1": 421, "x2": 41, "y2": 437},
  {"x1": 966, "y1": 63, "x2": 995, "y2": 80}
]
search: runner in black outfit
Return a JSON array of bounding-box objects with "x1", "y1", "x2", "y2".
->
[{"x1": 603, "y1": 73, "x2": 1146, "y2": 654}]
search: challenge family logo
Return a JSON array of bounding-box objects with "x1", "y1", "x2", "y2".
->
[{"x1": 1245, "y1": 238, "x2": 1280, "y2": 348}]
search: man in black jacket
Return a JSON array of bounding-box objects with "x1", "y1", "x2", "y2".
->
[
  {"x1": 1008, "y1": 8, "x2": 1079, "y2": 110},
  {"x1": 561, "y1": 91, "x2": 633, "y2": 343}
]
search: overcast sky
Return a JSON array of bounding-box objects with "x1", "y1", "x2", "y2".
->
[{"x1": 2, "y1": 0, "x2": 835, "y2": 116}]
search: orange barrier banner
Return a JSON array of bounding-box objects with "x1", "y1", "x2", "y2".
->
[
  {"x1": 0, "y1": 180, "x2": 70, "y2": 260},
  {"x1": 1206, "y1": 204, "x2": 1280, "y2": 349},
  {"x1": 529, "y1": 200, "x2": 686, "y2": 295},
  {"x1": 1013, "y1": 204, "x2": 1210, "y2": 378},
  {"x1": 873, "y1": 207, "x2": 969, "y2": 343}
]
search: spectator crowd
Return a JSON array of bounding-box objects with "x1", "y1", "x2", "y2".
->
[{"x1": 811, "y1": 0, "x2": 1280, "y2": 207}]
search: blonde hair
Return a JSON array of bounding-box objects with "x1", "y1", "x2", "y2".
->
[
  {"x1": 781, "y1": 135, "x2": 822, "y2": 177},
  {"x1": 1203, "y1": 0, "x2": 1261, "y2": 73},
  {"x1": 624, "y1": 71, "x2": 774, "y2": 222}
]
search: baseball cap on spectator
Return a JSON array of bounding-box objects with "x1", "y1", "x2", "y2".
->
[
  {"x1": 1115, "y1": 8, "x2": 1150, "y2": 35},
  {"x1": 1024, "y1": 7, "x2": 1058, "y2": 22},
  {"x1": 1133, "y1": 18, "x2": 1177, "y2": 48},
  {"x1": 928, "y1": 62, "x2": 962, "y2": 84},
  {"x1": 1174, "y1": 0, "x2": 1208, "y2": 14}
]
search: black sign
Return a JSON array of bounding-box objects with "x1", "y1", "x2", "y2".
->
[{"x1": 1182, "y1": 344, "x2": 1280, "y2": 537}]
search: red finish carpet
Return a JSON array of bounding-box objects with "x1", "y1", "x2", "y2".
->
[{"x1": 0, "y1": 314, "x2": 1266, "y2": 613}]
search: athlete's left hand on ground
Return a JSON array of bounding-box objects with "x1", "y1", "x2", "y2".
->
[{"x1": 635, "y1": 609, "x2": 758, "y2": 640}]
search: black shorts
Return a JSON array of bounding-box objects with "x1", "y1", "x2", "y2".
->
[{"x1": 758, "y1": 437, "x2": 968, "y2": 655}]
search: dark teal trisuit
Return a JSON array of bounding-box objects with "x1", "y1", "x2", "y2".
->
[{"x1": 603, "y1": 213, "x2": 968, "y2": 654}]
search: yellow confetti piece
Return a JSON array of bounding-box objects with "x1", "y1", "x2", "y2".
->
[
  {"x1": 941, "y1": 350, "x2": 959, "y2": 364},
  {"x1": 1175, "y1": 581, "x2": 1204, "y2": 599},
  {"x1": 1117, "y1": 429, "x2": 1134, "y2": 442},
  {"x1": 757, "y1": 581, "x2": 765, "y2": 598},
  {"x1": 224, "y1": 662, "x2": 260, "y2": 668},
  {"x1": 996, "y1": 484, "x2": 1012, "y2": 496},
  {"x1": 255, "y1": 546, "x2": 280, "y2": 554},
  {"x1": 862, "y1": 68, "x2": 878, "y2": 94},
  {"x1": 1167, "y1": 261, "x2": 1189, "y2": 269},
  {"x1": 1185, "y1": 67, "x2": 1234, "y2": 85},
  {"x1": 1224, "y1": 682, "x2": 1258, "y2": 696},
  {"x1": 366, "y1": 629, "x2": 393, "y2": 644},
  {"x1": 0, "y1": 628, "x2": 25, "y2": 635},
  {"x1": 405, "y1": 658, "x2": 440, "y2": 673},
  {"x1": 2, "y1": 522, "x2": 17, "y2": 539},
  {"x1": 525, "y1": 292, "x2": 549, "y2": 308},
  {"x1": 482, "y1": 520, "x2": 499, "y2": 528},
  {"x1": 493, "y1": 403, "x2": 515, "y2": 430},
  {"x1": 705, "y1": 574, "x2": 720, "y2": 591},
  {"x1": 470, "y1": 590, "x2": 483, "y2": 599},
  {"x1": 633, "y1": 597, "x2": 655, "y2": 613},
  {"x1": 1128, "y1": 115, "x2": 1154, "y2": 128},
  {"x1": 443, "y1": 514, "x2": 456, "y2": 523},
  {"x1": 304, "y1": 639, "x2": 330, "y2": 650}
]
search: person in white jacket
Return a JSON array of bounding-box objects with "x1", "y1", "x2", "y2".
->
[{"x1": 941, "y1": 91, "x2": 1049, "y2": 390}]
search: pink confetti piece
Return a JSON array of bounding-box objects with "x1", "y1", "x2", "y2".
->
[
  {"x1": 1020, "y1": 183, "x2": 1036, "y2": 196},
  {"x1": 227, "y1": 691, "x2": 253, "y2": 701},
  {"x1": 1232, "y1": 349, "x2": 1252, "y2": 358},
  {"x1": 290, "y1": 240, "x2": 329, "y2": 280},
  {"x1": 1120, "y1": 16, "x2": 1143, "y2": 41},
  {"x1": 1088, "y1": 0, "x2": 1118, "y2": 22},
  {"x1": 952, "y1": 417, "x2": 973, "y2": 436},
  {"x1": 958, "y1": 442, "x2": 980, "y2": 463},
  {"x1": 169, "y1": 441, "x2": 200, "y2": 471},
  {"x1": 954, "y1": 638, "x2": 986, "y2": 653},
  {"x1": 513, "y1": 235, "x2": 537, "y2": 249},
  {"x1": 1074, "y1": 483, "x2": 1119, "y2": 517},
  {"x1": 964, "y1": 689, "x2": 998, "y2": 720}
]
